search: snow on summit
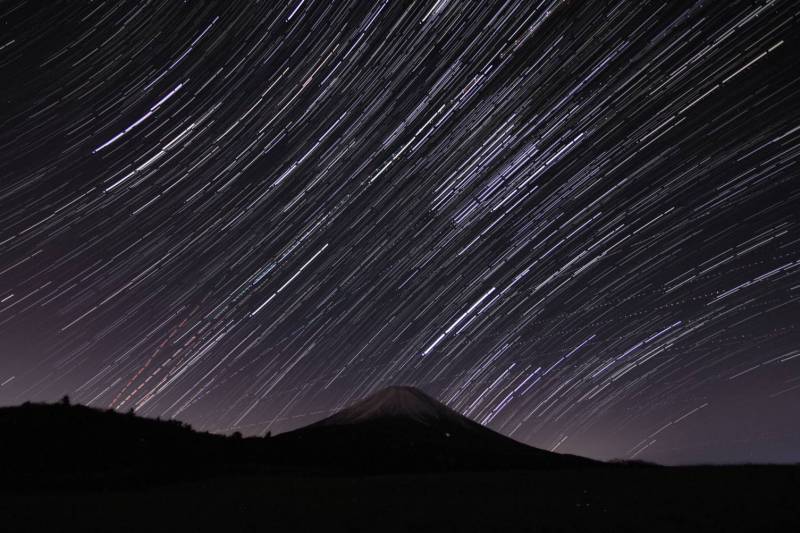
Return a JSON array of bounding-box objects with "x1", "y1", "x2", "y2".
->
[{"x1": 314, "y1": 386, "x2": 469, "y2": 427}]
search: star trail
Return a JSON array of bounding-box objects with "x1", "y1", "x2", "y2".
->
[{"x1": 1, "y1": 0, "x2": 799, "y2": 464}]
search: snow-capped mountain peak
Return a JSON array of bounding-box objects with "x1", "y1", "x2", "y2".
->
[{"x1": 314, "y1": 386, "x2": 467, "y2": 427}]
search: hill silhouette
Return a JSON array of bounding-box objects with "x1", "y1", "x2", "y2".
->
[
  {"x1": 1, "y1": 391, "x2": 798, "y2": 531},
  {"x1": 0, "y1": 387, "x2": 595, "y2": 483},
  {"x1": 0, "y1": 398, "x2": 268, "y2": 487}
]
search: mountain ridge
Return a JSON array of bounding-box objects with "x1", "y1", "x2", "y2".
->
[
  {"x1": 0, "y1": 386, "x2": 599, "y2": 483},
  {"x1": 271, "y1": 385, "x2": 599, "y2": 471}
]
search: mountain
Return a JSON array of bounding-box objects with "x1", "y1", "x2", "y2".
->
[
  {"x1": 2, "y1": 395, "x2": 798, "y2": 532},
  {"x1": 270, "y1": 386, "x2": 597, "y2": 472},
  {"x1": 0, "y1": 387, "x2": 597, "y2": 485}
]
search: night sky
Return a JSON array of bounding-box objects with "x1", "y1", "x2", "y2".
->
[{"x1": 1, "y1": 0, "x2": 799, "y2": 465}]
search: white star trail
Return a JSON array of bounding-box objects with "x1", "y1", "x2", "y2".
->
[{"x1": 0, "y1": 0, "x2": 799, "y2": 464}]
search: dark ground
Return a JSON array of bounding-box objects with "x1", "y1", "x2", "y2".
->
[
  {"x1": 2, "y1": 401, "x2": 798, "y2": 532},
  {"x1": 3, "y1": 465, "x2": 799, "y2": 532}
]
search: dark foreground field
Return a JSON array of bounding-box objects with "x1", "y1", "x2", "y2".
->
[
  {"x1": 3, "y1": 464, "x2": 798, "y2": 532},
  {"x1": 2, "y1": 398, "x2": 797, "y2": 531}
]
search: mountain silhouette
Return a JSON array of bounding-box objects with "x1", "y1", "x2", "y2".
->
[
  {"x1": 2, "y1": 393, "x2": 798, "y2": 532},
  {"x1": 0, "y1": 387, "x2": 595, "y2": 484},
  {"x1": 270, "y1": 386, "x2": 597, "y2": 472}
]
